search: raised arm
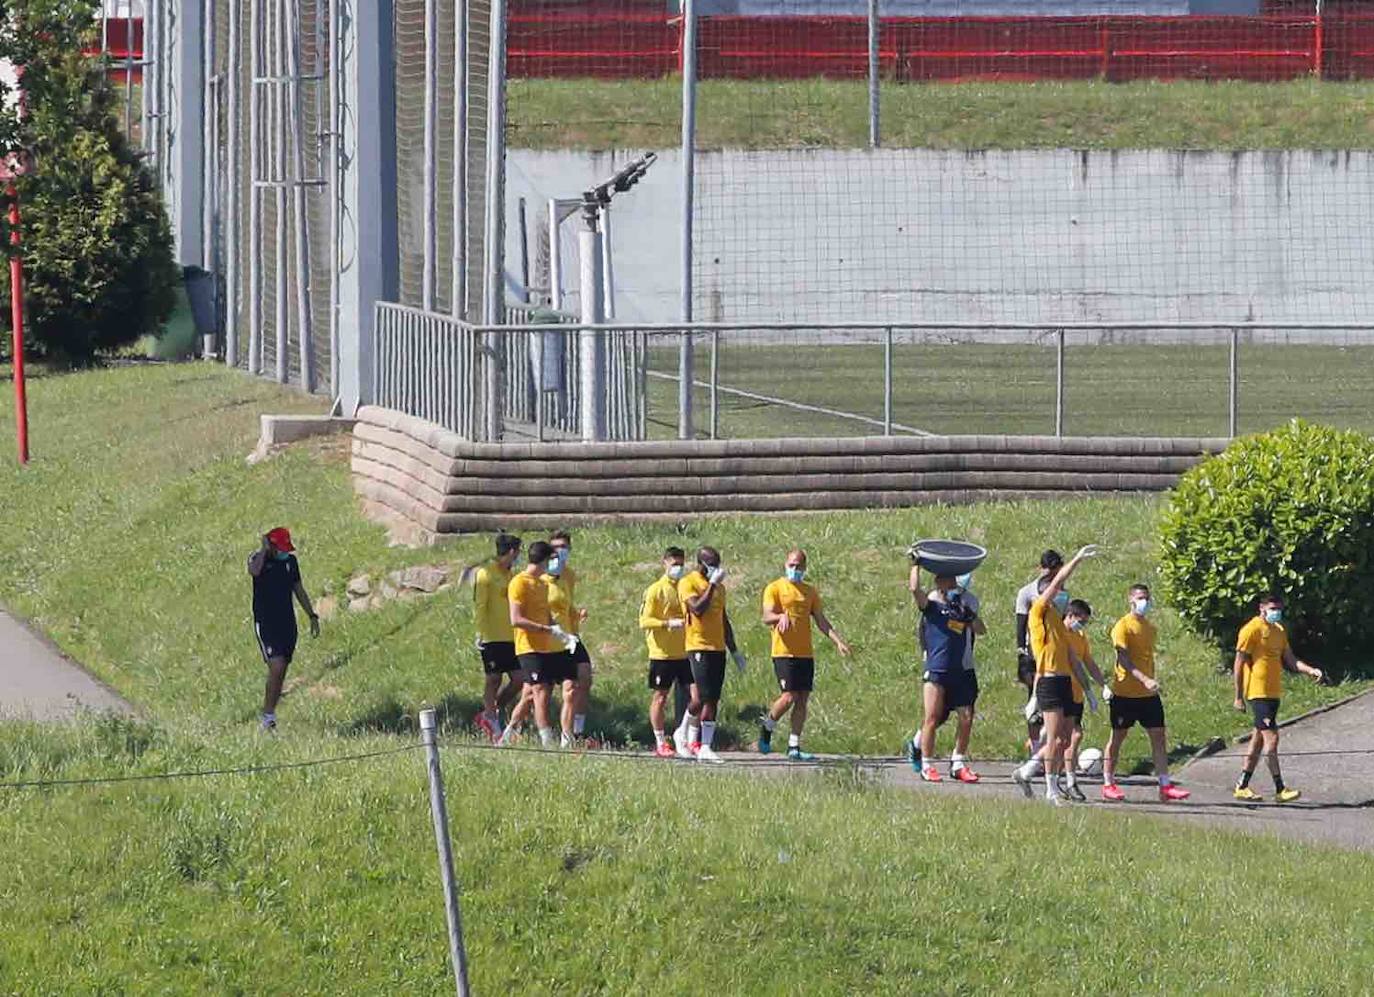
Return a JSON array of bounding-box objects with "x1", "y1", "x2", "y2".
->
[
  {"x1": 247, "y1": 535, "x2": 271, "y2": 577},
  {"x1": 908, "y1": 565, "x2": 930, "y2": 611},
  {"x1": 1036, "y1": 545, "x2": 1099, "y2": 607}
]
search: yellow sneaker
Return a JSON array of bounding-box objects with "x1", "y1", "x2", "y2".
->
[
  {"x1": 1275, "y1": 788, "x2": 1302, "y2": 804},
  {"x1": 1233, "y1": 786, "x2": 1263, "y2": 802}
]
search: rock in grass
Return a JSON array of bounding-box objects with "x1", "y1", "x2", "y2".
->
[{"x1": 346, "y1": 575, "x2": 371, "y2": 598}]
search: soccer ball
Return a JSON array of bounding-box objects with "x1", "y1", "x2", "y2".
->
[{"x1": 1077, "y1": 747, "x2": 1104, "y2": 776}]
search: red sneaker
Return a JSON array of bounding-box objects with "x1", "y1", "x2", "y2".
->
[
  {"x1": 1101, "y1": 783, "x2": 1126, "y2": 802},
  {"x1": 690, "y1": 742, "x2": 703, "y2": 757},
  {"x1": 952, "y1": 767, "x2": 981, "y2": 784},
  {"x1": 1159, "y1": 783, "x2": 1191, "y2": 802},
  {"x1": 474, "y1": 712, "x2": 496, "y2": 742},
  {"x1": 920, "y1": 766, "x2": 942, "y2": 783},
  {"x1": 654, "y1": 743, "x2": 675, "y2": 758}
]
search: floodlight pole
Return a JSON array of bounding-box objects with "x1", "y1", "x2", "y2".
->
[{"x1": 8, "y1": 181, "x2": 27, "y2": 465}]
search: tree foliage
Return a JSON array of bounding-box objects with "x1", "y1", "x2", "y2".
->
[{"x1": 0, "y1": 0, "x2": 176, "y2": 364}]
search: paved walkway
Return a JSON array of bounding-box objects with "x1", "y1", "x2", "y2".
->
[{"x1": 0, "y1": 609, "x2": 132, "y2": 721}]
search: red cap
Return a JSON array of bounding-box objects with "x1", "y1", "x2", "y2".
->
[{"x1": 266, "y1": 527, "x2": 296, "y2": 552}]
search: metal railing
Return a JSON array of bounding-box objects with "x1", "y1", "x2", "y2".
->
[{"x1": 374, "y1": 303, "x2": 483, "y2": 438}]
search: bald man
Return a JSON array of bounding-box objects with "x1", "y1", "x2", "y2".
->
[{"x1": 759, "y1": 549, "x2": 851, "y2": 761}]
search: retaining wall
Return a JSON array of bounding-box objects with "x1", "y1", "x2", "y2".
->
[{"x1": 352, "y1": 405, "x2": 1226, "y2": 537}]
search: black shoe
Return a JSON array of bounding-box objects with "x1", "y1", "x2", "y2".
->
[
  {"x1": 907, "y1": 738, "x2": 922, "y2": 773},
  {"x1": 758, "y1": 725, "x2": 773, "y2": 755}
]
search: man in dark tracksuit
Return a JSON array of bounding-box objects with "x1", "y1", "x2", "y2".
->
[{"x1": 248, "y1": 527, "x2": 319, "y2": 730}]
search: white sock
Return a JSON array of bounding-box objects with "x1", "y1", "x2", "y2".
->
[
  {"x1": 560, "y1": 730, "x2": 573, "y2": 748},
  {"x1": 701, "y1": 721, "x2": 716, "y2": 747},
  {"x1": 762, "y1": 715, "x2": 777, "y2": 732},
  {"x1": 788, "y1": 734, "x2": 801, "y2": 749},
  {"x1": 1064, "y1": 768, "x2": 1078, "y2": 788},
  {"x1": 1044, "y1": 771, "x2": 1058, "y2": 795},
  {"x1": 687, "y1": 722, "x2": 701, "y2": 746},
  {"x1": 538, "y1": 726, "x2": 555, "y2": 747},
  {"x1": 653, "y1": 729, "x2": 666, "y2": 748},
  {"x1": 573, "y1": 714, "x2": 586, "y2": 735},
  {"x1": 676, "y1": 714, "x2": 692, "y2": 741},
  {"x1": 951, "y1": 752, "x2": 966, "y2": 773}
]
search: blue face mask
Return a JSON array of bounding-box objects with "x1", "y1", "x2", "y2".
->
[
  {"x1": 1068, "y1": 618, "x2": 1086, "y2": 632},
  {"x1": 274, "y1": 550, "x2": 291, "y2": 561},
  {"x1": 785, "y1": 567, "x2": 805, "y2": 584},
  {"x1": 1053, "y1": 591, "x2": 1070, "y2": 613},
  {"x1": 1264, "y1": 608, "x2": 1283, "y2": 624},
  {"x1": 956, "y1": 573, "x2": 972, "y2": 591}
]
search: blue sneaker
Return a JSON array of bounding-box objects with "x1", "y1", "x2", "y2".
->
[
  {"x1": 906, "y1": 738, "x2": 922, "y2": 773},
  {"x1": 787, "y1": 747, "x2": 815, "y2": 762},
  {"x1": 758, "y1": 724, "x2": 773, "y2": 755}
]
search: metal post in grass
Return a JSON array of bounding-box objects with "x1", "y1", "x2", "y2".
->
[
  {"x1": 867, "y1": 0, "x2": 880, "y2": 149},
  {"x1": 678, "y1": 0, "x2": 697, "y2": 440},
  {"x1": 578, "y1": 221, "x2": 606, "y2": 441},
  {"x1": 709, "y1": 328, "x2": 719, "y2": 439},
  {"x1": 418, "y1": 708, "x2": 471, "y2": 997},
  {"x1": 1054, "y1": 327, "x2": 1065, "y2": 437},
  {"x1": 1228, "y1": 327, "x2": 1239, "y2": 438},
  {"x1": 883, "y1": 324, "x2": 892, "y2": 435}
]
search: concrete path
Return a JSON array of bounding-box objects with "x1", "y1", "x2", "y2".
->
[{"x1": 0, "y1": 609, "x2": 132, "y2": 721}]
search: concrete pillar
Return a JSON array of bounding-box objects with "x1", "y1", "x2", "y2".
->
[
  {"x1": 170, "y1": 0, "x2": 204, "y2": 265},
  {"x1": 337, "y1": 0, "x2": 399, "y2": 412}
]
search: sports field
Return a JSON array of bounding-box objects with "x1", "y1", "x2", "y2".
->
[{"x1": 510, "y1": 78, "x2": 1374, "y2": 150}]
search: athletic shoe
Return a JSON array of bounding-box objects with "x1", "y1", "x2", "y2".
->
[
  {"x1": 585, "y1": 738, "x2": 603, "y2": 751},
  {"x1": 758, "y1": 726, "x2": 773, "y2": 755},
  {"x1": 920, "y1": 766, "x2": 942, "y2": 783},
  {"x1": 1275, "y1": 787, "x2": 1302, "y2": 804},
  {"x1": 675, "y1": 737, "x2": 695, "y2": 760},
  {"x1": 474, "y1": 712, "x2": 496, "y2": 742},
  {"x1": 786, "y1": 747, "x2": 815, "y2": 762},
  {"x1": 1159, "y1": 784, "x2": 1191, "y2": 802},
  {"x1": 1063, "y1": 781, "x2": 1087, "y2": 803},
  {"x1": 1233, "y1": 786, "x2": 1263, "y2": 802},
  {"x1": 906, "y1": 738, "x2": 922, "y2": 773},
  {"x1": 952, "y1": 767, "x2": 981, "y2": 784},
  {"x1": 260, "y1": 716, "x2": 277, "y2": 733},
  {"x1": 654, "y1": 743, "x2": 675, "y2": 758},
  {"x1": 1101, "y1": 783, "x2": 1126, "y2": 802},
  {"x1": 1046, "y1": 792, "x2": 1069, "y2": 808},
  {"x1": 1012, "y1": 768, "x2": 1034, "y2": 798},
  {"x1": 696, "y1": 745, "x2": 724, "y2": 765}
]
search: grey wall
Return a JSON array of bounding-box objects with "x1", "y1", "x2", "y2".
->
[{"x1": 507, "y1": 148, "x2": 1374, "y2": 328}]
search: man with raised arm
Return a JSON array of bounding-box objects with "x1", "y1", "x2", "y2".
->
[
  {"x1": 677, "y1": 546, "x2": 747, "y2": 764},
  {"x1": 247, "y1": 527, "x2": 319, "y2": 732},
  {"x1": 907, "y1": 565, "x2": 986, "y2": 783}
]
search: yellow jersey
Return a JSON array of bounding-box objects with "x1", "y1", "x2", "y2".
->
[
  {"x1": 1110, "y1": 613, "x2": 1157, "y2": 698},
  {"x1": 544, "y1": 565, "x2": 579, "y2": 635},
  {"x1": 1066, "y1": 628, "x2": 1091, "y2": 704},
  {"x1": 678, "y1": 570, "x2": 727, "y2": 652},
  {"x1": 1029, "y1": 599, "x2": 1072, "y2": 678},
  {"x1": 508, "y1": 571, "x2": 558, "y2": 655},
  {"x1": 639, "y1": 574, "x2": 687, "y2": 660},
  {"x1": 472, "y1": 560, "x2": 513, "y2": 643},
  {"x1": 762, "y1": 578, "x2": 821, "y2": 658},
  {"x1": 1237, "y1": 616, "x2": 1289, "y2": 700}
]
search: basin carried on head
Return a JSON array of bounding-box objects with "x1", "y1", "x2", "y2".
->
[{"x1": 908, "y1": 539, "x2": 988, "y2": 577}]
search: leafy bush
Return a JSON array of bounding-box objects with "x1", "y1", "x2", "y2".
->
[
  {"x1": 0, "y1": 0, "x2": 177, "y2": 364},
  {"x1": 1160, "y1": 420, "x2": 1374, "y2": 652}
]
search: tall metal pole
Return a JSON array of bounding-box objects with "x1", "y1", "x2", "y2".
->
[
  {"x1": 286, "y1": 0, "x2": 315, "y2": 390},
  {"x1": 273, "y1": 0, "x2": 290, "y2": 383},
  {"x1": 418, "y1": 709, "x2": 472, "y2": 997},
  {"x1": 579, "y1": 217, "x2": 605, "y2": 442},
  {"x1": 1054, "y1": 327, "x2": 1065, "y2": 437},
  {"x1": 451, "y1": 0, "x2": 467, "y2": 318},
  {"x1": 883, "y1": 324, "x2": 892, "y2": 435},
  {"x1": 327, "y1": 0, "x2": 341, "y2": 392},
  {"x1": 124, "y1": 1, "x2": 134, "y2": 138},
  {"x1": 678, "y1": 0, "x2": 696, "y2": 440},
  {"x1": 709, "y1": 328, "x2": 719, "y2": 439},
  {"x1": 482, "y1": 0, "x2": 507, "y2": 440},
  {"x1": 247, "y1": 0, "x2": 263, "y2": 373},
  {"x1": 422, "y1": 0, "x2": 437, "y2": 310},
  {"x1": 867, "y1": 0, "x2": 880, "y2": 149},
  {"x1": 226, "y1": 0, "x2": 241, "y2": 366},
  {"x1": 1228, "y1": 327, "x2": 1239, "y2": 438},
  {"x1": 8, "y1": 183, "x2": 29, "y2": 465}
]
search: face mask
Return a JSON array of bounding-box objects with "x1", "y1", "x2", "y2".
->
[
  {"x1": 554, "y1": 548, "x2": 570, "y2": 568},
  {"x1": 1264, "y1": 608, "x2": 1283, "y2": 624},
  {"x1": 785, "y1": 567, "x2": 805, "y2": 584},
  {"x1": 274, "y1": 549, "x2": 291, "y2": 561},
  {"x1": 547, "y1": 560, "x2": 562, "y2": 577},
  {"x1": 1052, "y1": 591, "x2": 1070, "y2": 613},
  {"x1": 956, "y1": 573, "x2": 972, "y2": 591},
  {"x1": 666, "y1": 563, "x2": 684, "y2": 581},
  {"x1": 1133, "y1": 598, "x2": 1151, "y2": 616},
  {"x1": 1068, "y1": 619, "x2": 1085, "y2": 633},
  {"x1": 947, "y1": 586, "x2": 963, "y2": 597}
]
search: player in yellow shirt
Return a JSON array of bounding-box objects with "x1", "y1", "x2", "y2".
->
[
  {"x1": 639, "y1": 546, "x2": 691, "y2": 758},
  {"x1": 1099, "y1": 584, "x2": 1190, "y2": 803},
  {"x1": 677, "y1": 545, "x2": 747, "y2": 764},
  {"x1": 546, "y1": 530, "x2": 591, "y2": 747},
  {"x1": 1011, "y1": 544, "x2": 1097, "y2": 805},
  {"x1": 1060, "y1": 599, "x2": 1108, "y2": 802},
  {"x1": 498, "y1": 541, "x2": 574, "y2": 748},
  {"x1": 1232, "y1": 593, "x2": 1324, "y2": 803},
  {"x1": 471, "y1": 533, "x2": 522, "y2": 741},
  {"x1": 758, "y1": 549, "x2": 851, "y2": 761}
]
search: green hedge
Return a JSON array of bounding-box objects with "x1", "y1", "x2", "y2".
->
[{"x1": 1160, "y1": 420, "x2": 1374, "y2": 654}]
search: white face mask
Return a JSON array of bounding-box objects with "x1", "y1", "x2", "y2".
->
[
  {"x1": 1133, "y1": 598, "x2": 1151, "y2": 616},
  {"x1": 666, "y1": 563, "x2": 685, "y2": 581}
]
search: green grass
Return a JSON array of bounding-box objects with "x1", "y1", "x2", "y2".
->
[
  {"x1": 5, "y1": 719, "x2": 1374, "y2": 993},
  {"x1": 510, "y1": 78, "x2": 1374, "y2": 150},
  {"x1": 643, "y1": 342, "x2": 1374, "y2": 440},
  {"x1": 0, "y1": 362, "x2": 1366, "y2": 763}
]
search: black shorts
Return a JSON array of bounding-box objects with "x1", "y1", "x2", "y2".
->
[
  {"x1": 922, "y1": 669, "x2": 964, "y2": 691},
  {"x1": 522, "y1": 651, "x2": 572, "y2": 687},
  {"x1": 1249, "y1": 697, "x2": 1280, "y2": 731},
  {"x1": 568, "y1": 641, "x2": 591, "y2": 666},
  {"x1": 689, "y1": 650, "x2": 728, "y2": 701},
  {"x1": 255, "y1": 623, "x2": 297, "y2": 665},
  {"x1": 1109, "y1": 694, "x2": 1166, "y2": 731},
  {"x1": 1035, "y1": 675, "x2": 1074, "y2": 712},
  {"x1": 774, "y1": 656, "x2": 815, "y2": 693},
  {"x1": 648, "y1": 658, "x2": 692, "y2": 690},
  {"x1": 1017, "y1": 652, "x2": 1037, "y2": 689},
  {"x1": 479, "y1": 641, "x2": 519, "y2": 676},
  {"x1": 945, "y1": 670, "x2": 979, "y2": 711},
  {"x1": 1064, "y1": 699, "x2": 1085, "y2": 726}
]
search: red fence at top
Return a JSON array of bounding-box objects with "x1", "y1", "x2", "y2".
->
[
  {"x1": 508, "y1": 8, "x2": 1374, "y2": 82},
  {"x1": 91, "y1": 18, "x2": 144, "y2": 82}
]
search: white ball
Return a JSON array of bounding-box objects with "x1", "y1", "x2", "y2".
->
[{"x1": 1077, "y1": 747, "x2": 1104, "y2": 776}]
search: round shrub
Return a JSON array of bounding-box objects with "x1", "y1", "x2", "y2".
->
[{"x1": 1160, "y1": 420, "x2": 1374, "y2": 653}]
